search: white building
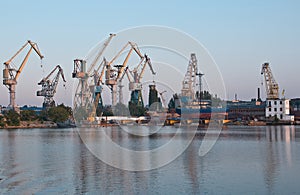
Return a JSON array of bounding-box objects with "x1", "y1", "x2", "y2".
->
[{"x1": 266, "y1": 99, "x2": 294, "y2": 121}]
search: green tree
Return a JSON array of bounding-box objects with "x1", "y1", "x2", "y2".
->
[
  {"x1": 20, "y1": 110, "x2": 37, "y2": 121},
  {"x1": 47, "y1": 106, "x2": 70, "y2": 123},
  {"x1": 4, "y1": 110, "x2": 20, "y2": 126},
  {"x1": 57, "y1": 104, "x2": 72, "y2": 116},
  {"x1": 0, "y1": 115, "x2": 6, "y2": 127}
]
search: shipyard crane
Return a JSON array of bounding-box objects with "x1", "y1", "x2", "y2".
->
[
  {"x1": 126, "y1": 54, "x2": 156, "y2": 108},
  {"x1": 105, "y1": 41, "x2": 145, "y2": 106},
  {"x1": 181, "y1": 53, "x2": 198, "y2": 100},
  {"x1": 37, "y1": 65, "x2": 66, "y2": 108},
  {"x1": 72, "y1": 34, "x2": 115, "y2": 112},
  {"x1": 3, "y1": 40, "x2": 44, "y2": 110},
  {"x1": 86, "y1": 58, "x2": 107, "y2": 121},
  {"x1": 261, "y1": 62, "x2": 279, "y2": 99},
  {"x1": 118, "y1": 66, "x2": 129, "y2": 104}
]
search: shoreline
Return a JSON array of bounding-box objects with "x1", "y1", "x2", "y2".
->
[
  {"x1": 0, "y1": 121, "x2": 57, "y2": 129},
  {"x1": 1, "y1": 122, "x2": 299, "y2": 130}
]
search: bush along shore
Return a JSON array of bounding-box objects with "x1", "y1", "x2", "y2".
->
[{"x1": 0, "y1": 104, "x2": 73, "y2": 129}]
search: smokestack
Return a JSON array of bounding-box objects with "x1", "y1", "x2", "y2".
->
[{"x1": 257, "y1": 88, "x2": 262, "y2": 102}]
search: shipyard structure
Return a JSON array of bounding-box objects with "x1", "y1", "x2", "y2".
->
[
  {"x1": 168, "y1": 59, "x2": 296, "y2": 125},
  {"x1": 70, "y1": 34, "x2": 296, "y2": 126},
  {"x1": 1, "y1": 37, "x2": 299, "y2": 127},
  {"x1": 225, "y1": 63, "x2": 295, "y2": 125}
]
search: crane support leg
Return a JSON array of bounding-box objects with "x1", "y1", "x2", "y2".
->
[
  {"x1": 9, "y1": 85, "x2": 16, "y2": 109},
  {"x1": 111, "y1": 85, "x2": 117, "y2": 106}
]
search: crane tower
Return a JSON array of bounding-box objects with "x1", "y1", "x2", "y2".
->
[
  {"x1": 3, "y1": 40, "x2": 44, "y2": 110},
  {"x1": 72, "y1": 34, "x2": 115, "y2": 115},
  {"x1": 261, "y1": 62, "x2": 279, "y2": 99},
  {"x1": 181, "y1": 53, "x2": 198, "y2": 100},
  {"x1": 37, "y1": 65, "x2": 66, "y2": 108}
]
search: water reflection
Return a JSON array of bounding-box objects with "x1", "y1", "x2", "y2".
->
[
  {"x1": 265, "y1": 125, "x2": 295, "y2": 167},
  {"x1": 263, "y1": 126, "x2": 296, "y2": 194},
  {"x1": 266, "y1": 126, "x2": 295, "y2": 142},
  {"x1": 0, "y1": 126, "x2": 300, "y2": 194},
  {"x1": 183, "y1": 140, "x2": 200, "y2": 194}
]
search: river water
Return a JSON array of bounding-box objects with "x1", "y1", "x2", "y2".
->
[{"x1": 0, "y1": 125, "x2": 299, "y2": 194}]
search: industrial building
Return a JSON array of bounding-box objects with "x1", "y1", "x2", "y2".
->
[
  {"x1": 227, "y1": 99, "x2": 265, "y2": 121},
  {"x1": 261, "y1": 62, "x2": 294, "y2": 123},
  {"x1": 265, "y1": 99, "x2": 294, "y2": 121},
  {"x1": 290, "y1": 98, "x2": 300, "y2": 121}
]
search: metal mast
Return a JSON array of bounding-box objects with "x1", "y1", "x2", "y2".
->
[
  {"x1": 261, "y1": 62, "x2": 279, "y2": 99},
  {"x1": 181, "y1": 53, "x2": 198, "y2": 100}
]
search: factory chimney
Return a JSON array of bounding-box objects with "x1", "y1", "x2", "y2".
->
[{"x1": 257, "y1": 88, "x2": 262, "y2": 102}]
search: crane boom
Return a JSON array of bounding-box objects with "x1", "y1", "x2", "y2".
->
[
  {"x1": 139, "y1": 54, "x2": 156, "y2": 81},
  {"x1": 87, "y1": 33, "x2": 115, "y2": 76},
  {"x1": 105, "y1": 41, "x2": 146, "y2": 106},
  {"x1": 3, "y1": 40, "x2": 44, "y2": 110},
  {"x1": 107, "y1": 42, "x2": 130, "y2": 66},
  {"x1": 4, "y1": 42, "x2": 28, "y2": 66},
  {"x1": 116, "y1": 48, "x2": 133, "y2": 80},
  {"x1": 261, "y1": 62, "x2": 279, "y2": 99}
]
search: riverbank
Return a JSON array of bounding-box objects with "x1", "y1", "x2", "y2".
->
[{"x1": 0, "y1": 121, "x2": 57, "y2": 129}]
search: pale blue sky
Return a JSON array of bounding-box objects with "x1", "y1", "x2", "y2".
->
[{"x1": 0, "y1": 0, "x2": 299, "y2": 106}]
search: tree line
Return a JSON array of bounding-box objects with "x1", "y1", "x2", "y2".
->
[{"x1": 0, "y1": 104, "x2": 72, "y2": 127}]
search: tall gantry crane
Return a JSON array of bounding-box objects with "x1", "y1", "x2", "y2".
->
[
  {"x1": 181, "y1": 53, "x2": 198, "y2": 100},
  {"x1": 261, "y1": 62, "x2": 279, "y2": 99},
  {"x1": 126, "y1": 54, "x2": 156, "y2": 108},
  {"x1": 3, "y1": 40, "x2": 44, "y2": 110},
  {"x1": 72, "y1": 34, "x2": 115, "y2": 113},
  {"x1": 105, "y1": 41, "x2": 146, "y2": 106},
  {"x1": 37, "y1": 65, "x2": 66, "y2": 108},
  {"x1": 88, "y1": 58, "x2": 107, "y2": 120}
]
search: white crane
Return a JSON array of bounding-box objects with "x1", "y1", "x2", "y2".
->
[
  {"x1": 181, "y1": 53, "x2": 198, "y2": 100},
  {"x1": 72, "y1": 34, "x2": 115, "y2": 111}
]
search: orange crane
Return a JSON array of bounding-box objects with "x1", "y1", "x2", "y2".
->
[
  {"x1": 3, "y1": 40, "x2": 44, "y2": 110},
  {"x1": 37, "y1": 65, "x2": 66, "y2": 108}
]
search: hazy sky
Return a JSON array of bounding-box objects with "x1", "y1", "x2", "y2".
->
[{"x1": 0, "y1": 0, "x2": 299, "y2": 107}]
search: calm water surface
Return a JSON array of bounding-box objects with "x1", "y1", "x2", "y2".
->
[{"x1": 0, "y1": 125, "x2": 300, "y2": 194}]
